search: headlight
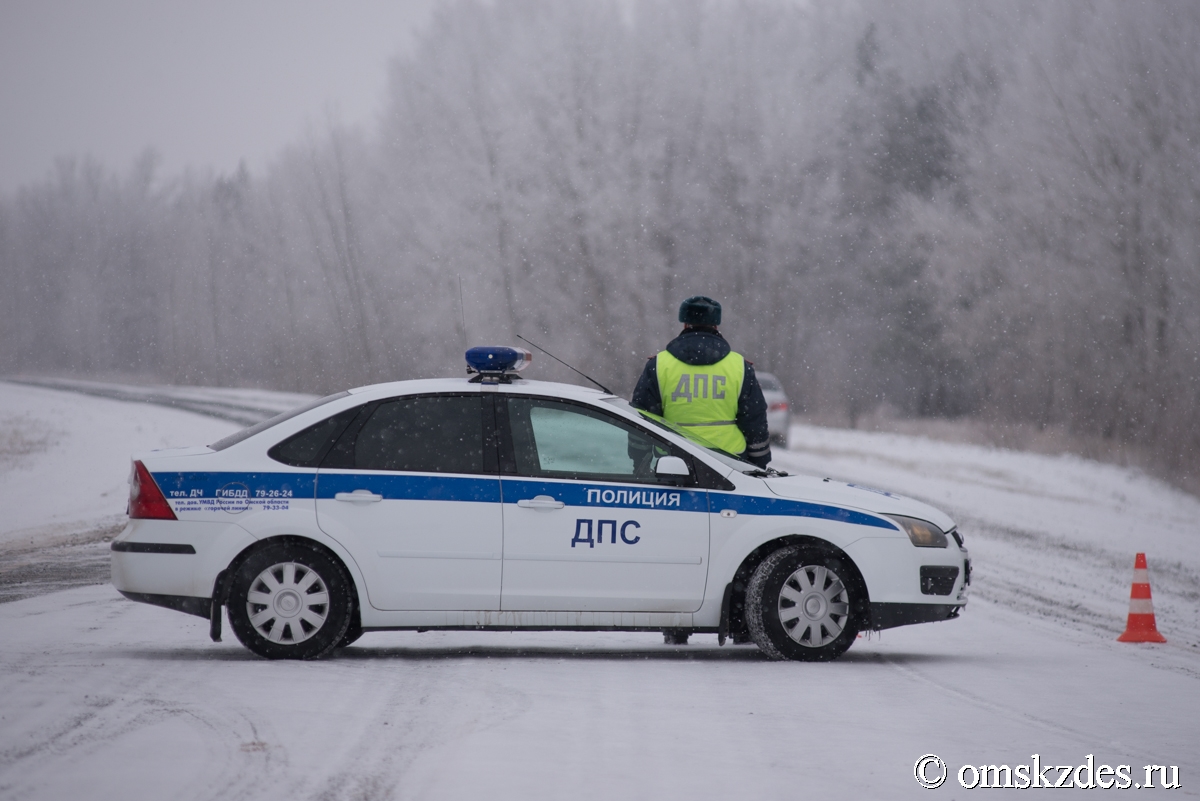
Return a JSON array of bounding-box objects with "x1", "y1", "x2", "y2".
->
[{"x1": 884, "y1": 515, "x2": 948, "y2": 548}]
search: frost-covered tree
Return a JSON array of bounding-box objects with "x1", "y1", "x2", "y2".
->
[{"x1": 1, "y1": 0, "x2": 1198, "y2": 485}]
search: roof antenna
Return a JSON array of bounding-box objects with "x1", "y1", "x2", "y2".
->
[
  {"x1": 517, "y1": 334, "x2": 616, "y2": 396},
  {"x1": 457, "y1": 275, "x2": 468, "y2": 352}
]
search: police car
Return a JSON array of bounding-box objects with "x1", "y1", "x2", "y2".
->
[{"x1": 111, "y1": 347, "x2": 969, "y2": 661}]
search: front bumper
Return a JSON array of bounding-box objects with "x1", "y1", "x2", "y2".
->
[
  {"x1": 868, "y1": 601, "x2": 963, "y2": 631},
  {"x1": 844, "y1": 536, "x2": 970, "y2": 617}
]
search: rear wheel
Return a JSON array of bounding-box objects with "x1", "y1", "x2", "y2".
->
[
  {"x1": 746, "y1": 545, "x2": 860, "y2": 661},
  {"x1": 227, "y1": 542, "x2": 353, "y2": 660},
  {"x1": 336, "y1": 609, "x2": 364, "y2": 649}
]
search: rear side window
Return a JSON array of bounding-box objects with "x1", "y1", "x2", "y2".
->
[
  {"x1": 209, "y1": 391, "x2": 350, "y2": 452},
  {"x1": 268, "y1": 406, "x2": 364, "y2": 467},
  {"x1": 346, "y1": 395, "x2": 485, "y2": 474}
]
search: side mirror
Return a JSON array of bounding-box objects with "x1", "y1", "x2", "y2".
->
[{"x1": 655, "y1": 455, "x2": 690, "y2": 477}]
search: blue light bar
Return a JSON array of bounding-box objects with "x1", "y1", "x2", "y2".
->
[{"x1": 465, "y1": 346, "x2": 532, "y2": 375}]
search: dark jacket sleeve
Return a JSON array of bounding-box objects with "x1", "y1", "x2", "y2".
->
[
  {"x1": 737, "y1": 362, "x2": 772, "y2": 467},
  {"x1": 630, "y1": 357, "x2": 663, "y2": 415}
]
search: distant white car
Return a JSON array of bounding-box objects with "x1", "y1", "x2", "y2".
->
[
  {"x1": 756, "y1": 372, "x2": 790, "y2": 447},
  {"x1": 112, "y1": 348, "x2": 969, "y2": 661}
]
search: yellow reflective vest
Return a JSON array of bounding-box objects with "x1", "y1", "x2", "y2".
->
[{"x1": 656, "y1": 350, "x2": 747, "y2": 454}]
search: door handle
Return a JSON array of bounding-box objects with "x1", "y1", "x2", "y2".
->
[
  {"x1": 335, "y1": 490, "x2": 383, "y2": 503},
  {"x1": 516, "y1": 495, "x2": 565, "y2": 510}
]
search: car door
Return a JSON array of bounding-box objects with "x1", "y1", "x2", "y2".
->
[
  {"x1": 315, "y1": 393, "x2": 503, "y2": 611},
  {"x1": 497, "y1": 395, "x2": 710, "y2": 612}
]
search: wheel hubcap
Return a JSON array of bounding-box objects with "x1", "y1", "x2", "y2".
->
[
  {"x1": 275, "y1": 590, "x2": 302, "y2": 616},
  {"x1": 777, "y1": 564, "x2": 850, "y2": 647},
  {"x1": 245, "y1": 562, "x2": 330, "y2": 644}
]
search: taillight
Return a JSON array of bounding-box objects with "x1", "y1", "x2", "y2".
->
[
  {"x1": 768, "y1": 401, "x2": 789, "y2": 412},
  {"x1": 129, "y1": 460, "x2": 177, "y2": 520}
]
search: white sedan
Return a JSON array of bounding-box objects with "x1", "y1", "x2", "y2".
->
[
  {"x1": 111, "y1": 347, "x2": 970, "y2": 661},
  {"x1": 755, "y1": 371, "x2": 791, "y2": 447}
]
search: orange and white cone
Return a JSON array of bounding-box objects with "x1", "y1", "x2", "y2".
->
[{"x1": 1116, "y1": 553, "x2": 1167, "y2": 643}]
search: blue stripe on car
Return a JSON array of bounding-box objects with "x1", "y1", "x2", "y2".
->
[
  {"x1": 716, "y1": 493, "x2": 895, "y2": 529},
  {"x1": 317, "y1": 472, "x2": 501, "y2": 502},
  {"x1": 150, "y1": 471, "x2": 894, "y2": 529}
]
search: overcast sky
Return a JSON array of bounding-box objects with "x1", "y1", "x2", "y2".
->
[{"x1": 0, "y1": 0, "x2": 434, "y2": 194}]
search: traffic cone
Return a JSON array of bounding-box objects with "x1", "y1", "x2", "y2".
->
[{"x1": 1116, "y1": 553, "x2": 1167, "y2": 643}]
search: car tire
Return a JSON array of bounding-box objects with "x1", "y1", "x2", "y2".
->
[
  {"x1": 336, "y1": 611, "x2": 364, "y2": 649},
  {"x1": 662, "y1": 629, "x2": 691, "y2": 645},
  {"x1": 746, "y1": 545, "x2": 860, "y2": 662},
  {"x1": 227, "y1": 542, "x2": 353, "y2": 660}
]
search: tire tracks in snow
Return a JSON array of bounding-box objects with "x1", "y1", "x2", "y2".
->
[
  {"x1": 295, "y1": 656, "x2": 532, "y2": 801},
  {"x1": 0, "y1": 597, "x2": 287, "y2": 801},
  {"x1": 0, "y1": 377, "x2": 307, "y2": 607},
  {"x1": 4, "y1": 377, "x2": 308, "y2": 427},
  {"x1": 954, "y1": 514, "x2": 1200, "y2": 674},
  {"x1": 0, "y1": 520, "x2": 121, "y2": 603},
  {"x1": 774, "y1": 442, "x2": 1200, "y2": 664},
  {"x1": 869, "y1": 648, "x2": 1175, "y2": 768}
]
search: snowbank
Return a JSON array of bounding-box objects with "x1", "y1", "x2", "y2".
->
[{"x1": 0, "y1": 381, "x2": 239, "y2": 549}]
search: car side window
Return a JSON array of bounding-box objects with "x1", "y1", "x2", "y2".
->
[
  {"x1": 504, "y1": 397, "x2": 682, "y2": 484},
  {"x1": 348, "y1": 395, "x2": 485, "y2": 474},
  {"x1": 269, "y1": 405, "x2": 365, "y2": 467}
]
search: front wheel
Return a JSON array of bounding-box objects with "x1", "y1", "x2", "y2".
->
[
  {"x1": 746, "y1": 545, "x2": 861, "y2": 661},
  {"x1": 227, "y1": 542, "x2": 354, "y2": 660}
]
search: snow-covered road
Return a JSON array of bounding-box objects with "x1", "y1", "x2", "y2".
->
[
  {"x1": 0, "y1": 381, "x2": 249, "y2": 603},
  {"x1": 1, "y1": 380, "x2": 1197, "y2": 799},
  {"x1": 770, "y1": 429, "x2": 1200, "y2": 666}
]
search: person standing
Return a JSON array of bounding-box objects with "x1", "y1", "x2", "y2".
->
[
  {"x1": 632, "y1": 296, "x2": 773, "y2": 647},
  {"x1": 632, "y1": 296, "x2": 772, "y2": 468}
]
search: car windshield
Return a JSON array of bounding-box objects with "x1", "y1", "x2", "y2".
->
[
  {"x1": 602, "y1": 397, "x2": 761, "y2": 474},
  {"x1": 209, "y1": 391, "x2": 351, "y2": 451}
]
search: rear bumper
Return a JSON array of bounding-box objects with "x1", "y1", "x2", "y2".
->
[
  {"x1": 110, "y1": 518, "x2": 256, "y2": 598},
  {"x1": 118, "y1": 590, "x2": 211, "y2": 619}
]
